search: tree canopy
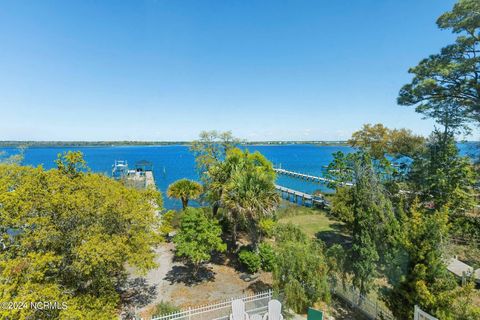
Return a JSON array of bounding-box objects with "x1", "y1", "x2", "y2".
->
[
  {"x1": 348, "y1": 123, "x2": 425, "y2": 160},
  {"x1": 273, "y1": 225, "x2": 330, "y2": 313},
  {"x1": 173, "y1": 208, "x2": 226, "y2": 276},
  {"x1": 210, "y1": 148, "x2": 279, "y2": 247},
  {"x1": 384, "y1": 203, "x2": 457, "y2": 319},
  {"x1": 0, "y1": 153, "x2": 162, "y2": 319},
  {"x1": 190, "y1": 130, "x2": 242, "y2": 176},
  {"x1": 408, "y1": 130, "x2": 476, "y2": 213},
  {"x1": 167, "y1": 179, "x2": 203, "y2": 210},
  {"x1": 398, "y1": 0, "x2": 480, "y2": 131}
]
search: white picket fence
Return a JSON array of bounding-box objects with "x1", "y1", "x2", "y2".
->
[
  {"x1": 146, "y1": 283, "x2": 436, "y2": 320},
  {"x1": 147, "y1": 290, "x2": 273, "y2": 320}
]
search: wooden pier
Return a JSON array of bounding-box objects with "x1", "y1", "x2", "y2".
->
[
  {"x1": 112, "y1": 160, "x2": 156, "y2": 190},
  {"x1": 274, "y1": 168, "x2": 353, "y2": 186},
  {"x1": 145, "y1": 171, "x2": 155, "y2": 188},
  {"x1": 275, "y1": 184, "x2": 329, "y2": 208}
]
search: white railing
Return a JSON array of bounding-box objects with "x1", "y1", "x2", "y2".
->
[
  {"x1": 414, "y1": 305, "x2": 438, "y2": 320},
  {"x1": 147, "y1": 290, "x2": 273, "y2": 320},
  {"x1": 330, "y1": 281, "x2": 395, "y2": 320}
]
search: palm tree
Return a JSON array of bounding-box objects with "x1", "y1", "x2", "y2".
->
[
  {"x1": 167, "y1": 179, "x2": 203, "y2": 210},
  {"x1": 222, "y1": 168, "x2": 279, "y2": 249}
]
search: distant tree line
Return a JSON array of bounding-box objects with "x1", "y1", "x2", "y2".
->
[{"x1": 0, "y1": 140, "x2": 350, "y2": 148}]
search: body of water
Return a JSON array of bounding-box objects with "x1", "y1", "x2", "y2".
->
[{"x1": 1, "y1": 143, "x2": 477, "y2": 209}]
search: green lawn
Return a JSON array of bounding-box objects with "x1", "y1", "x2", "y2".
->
[{"x1": 277, "y1": 204, "x2": 346, "y2": 241}]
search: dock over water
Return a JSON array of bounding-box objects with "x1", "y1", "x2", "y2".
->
[
  {"x1": 145, "y1": 171, "x2": 155, "y2": 188},
  {"x1": 274, "y1": 168, "x2": 353, "y2": 186},
  {"x1": 112, "y1": 160, "x2": 156, "y2": 189},
  {"x1": 275, "y1": 184, "x2": 328, "y2": 208}
]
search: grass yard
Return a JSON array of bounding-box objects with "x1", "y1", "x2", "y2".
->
[
  {"x1": 277, "y1": 203, "x2": 350, "y2": 247},
  {"x1": 278, "y1": 207, "x2": 337, "y2": 237}
]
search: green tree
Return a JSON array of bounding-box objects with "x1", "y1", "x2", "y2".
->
[
  {"x1": 159, "y1": 210, "x2": 176, "y2": 240},
  {"x1": 173, "y1": 208, "x2": 226, "y2": 277},
  {"x1": 408, "y1": 130, "x2": 476, "y2": 212},
  {"x1": 384, "y1": 203, "x2": 457, "y2": 319},
  {"x1": 436, "y1": 281, "x2": 480, "y2": 319},
  {"x1": 348, "y1": 123, "x2": 425, "y2": 160},
  {"x1": 274, "y1": 223, "x2": 309, "y2": 244},
  {"x1": 398, "y1": 0, "x2": 480, "y2": 129},
  {"x1": 273, "y1": 239, "x2": 330, "y2": 313},
  {"x1": 329, "y1": 186, "x2": 354, "y2": 227},
  {"x1": 219, "y1": 149, "x2": 279, "y2": 248},
  {"x1": 0, "y1": 154, "x2": 162, "y2": 320},
  {"x1": 167, "y1": 179, "x2": 203, "y2": 210},
  {"x1": 325, "y1": 244, "x2": 348, "y2": 288},
  {"x1": 190, "y1": 130, "x2": 241, "y2": 174},
  {"x1": 348, "y1": 123, "x2": 391, "y2": 159},
  {"x1": 351, "y1": 154, "x2": 398, "y2": 296},
  {"x1": 55, "y1": 150, "x2": 88, "y2": 177},
  {"x1": 190, "y1": 131, "x2": 242, "y2": 216}
]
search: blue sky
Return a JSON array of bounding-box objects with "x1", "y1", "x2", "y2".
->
[{"x1": 0, "y1": 0, "x2": 472, "y2": 141}]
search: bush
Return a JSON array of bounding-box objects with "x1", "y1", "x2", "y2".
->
[
  {"x1": 238, "y1": 249, "x2": 261, "y2": 273},
  {"x1": 258, "y1": 243, "x2": 276, "y2": 271},
  {"x1": 154, "y1": 301, "x2": 180, "y2": 316},
  {"x1": 274, "y1": 240, "x2": 330, "y2": 313},
  {"x1": 259, "y1": 218, "x2": 276, "y2": 238},
  {"x1": 173, "y1": 208, "x2": 226, "y2": 276},
  {"x1": 274, "y1": 223, "x2": 308, "y2": 244},
  {"x1": 160, "y1": 210, "x2": 176, "y2": 239}
]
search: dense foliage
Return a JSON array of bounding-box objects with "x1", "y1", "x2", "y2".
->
[
  {"x1": 408, "y1": 130, "x2": 476, "y2": 213},
  {"x1": 238, "y1": 249, "x2": 262, "y2": 274},
  {"x1": 210, "y1": 148, "x2": 279, "y2": 247},
  {"x1": 0, "y1": 152, "x2": 162, "y2": 319},
  {"x1": 347, "y1": 153, "x2": 398, "y2": 296},
  {"x1": 258, "y1": 243, "x2": 276, "y2": 272},
  {"x1": 327, "y1": 119, "x2": 479, "y2": 317},
  {"x1": 348, "y1": 123, "x2": 425, "y2": 160},
  {"x1": 173, "y1": 208, "x2": 226, "y2": 276},
  {"x1": 273, "y1": 228, "x2": 330, "y2": 313},
  {"x1": 385, "y1": 204, "x2": 458, "y2": 319},
  {"x1": 398, "y1": 0, "x2": 480, "y2": 130}
]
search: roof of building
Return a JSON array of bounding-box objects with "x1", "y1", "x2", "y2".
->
[{"x1": 447, "y1": 257, "x2": 480, "y2": 283}]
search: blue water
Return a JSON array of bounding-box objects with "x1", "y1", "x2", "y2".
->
[{"x1": 0, "y1": 143, "x2": 477, "y2": 209}]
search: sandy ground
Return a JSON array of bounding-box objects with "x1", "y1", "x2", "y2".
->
[
  {"x1": 144, "y1": 243, "x2": 176, "y2": 305},
  {"x1": 129, "y1": 242, "x2": 375, "y2": 320},
  {"x1": 132, "y1": 243, "x2": 272, "y2": 319}
]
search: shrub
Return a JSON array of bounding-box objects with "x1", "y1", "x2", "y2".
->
[
  {"x1": 258, "y1": 243, "x2": 276, "y2": 271},
  {"x1": 159, "y1": 210, "x2": 176, "y2": 239},
  {"x1": 154, "y1": 301, "x2": 180, "y2": 316},
  {"x1": 238, "y1": 249, "x2": 261, "y2": 273},
  {"x1": 273, "y1": 240, "x2": 330, "y2": 313},
  {"x1": 274, "y1": 223, "x2": 308, "y2": 244},
  {"x1": 259, "y1": 218, "x2": 276, "y2": 238}
]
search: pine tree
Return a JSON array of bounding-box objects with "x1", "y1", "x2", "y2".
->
[
  {"x1": 348, "y1": 153, "x2": 398, "y2": 297},
  {"x1": 385, "y1": 203, "x2": 457, "y2": 319}
]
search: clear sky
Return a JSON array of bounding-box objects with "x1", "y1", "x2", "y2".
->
[{"x1": 0, "y1": 0, "x2": 473, "y2": 141}]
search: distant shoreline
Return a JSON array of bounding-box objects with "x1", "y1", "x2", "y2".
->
[
  {"x1": 1, "y1": 141, "x2": 477, "y2": 148},
  {"x1": 0, "y1": 141, "x2": 352, "y2": 148}
]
